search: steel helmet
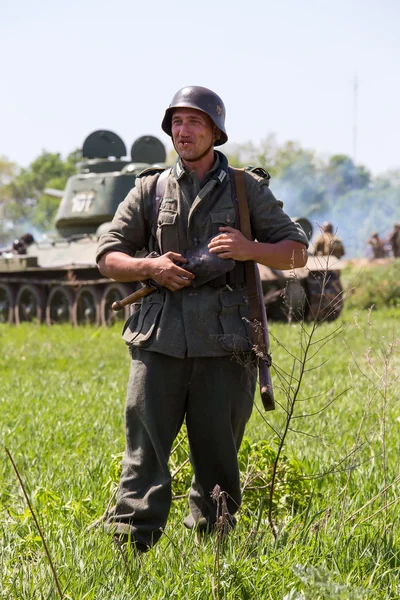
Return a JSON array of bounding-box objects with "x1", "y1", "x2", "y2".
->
[{"x1": 161, "y1": 86, "x2": 228, "y2": 146}]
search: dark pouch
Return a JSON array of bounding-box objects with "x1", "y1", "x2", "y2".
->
[{"x1": 122, "y1": 293, "x2": 164, "y2": 347}]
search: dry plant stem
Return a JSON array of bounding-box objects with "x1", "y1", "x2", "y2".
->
[
  {"x1": 345, "y1": 473, "x2": 400, "y2": 524},
  {"x1": 266, "y1": 268, "x2": 350, "y2": 539},
  {"x1": 351, "y1": 497, "x2": 400, "y2": 532},
  {"x1": 211, "y1": 486, "x2": 229, "y2": 600},
  {"x1": 350, "y1": 310, "x2": 399, "y2": 524},
  {"x1": 158, "y1": 527, "x2": 182, "y2": 558},
  {"x1": 113, "y1": 536, "x2": 137, "y2": 587},
  {"x1": 379, "y1": 352, "x2": 389, "y2": 514},
  {"x1": 86, "y1": 487, "x2": 117, "y2": 531},
  {"x1": 171, "y1": 458, "x2": 190, "y2": 479},
  {"x1": 337, "y1": 387, "x2": 376, "y2": 531},
  {"x1": 5, "y1": 446, "x2": 64, "y2": 600},
  {"x1": 267, "y1": 321, "x2": 317, "y2": 538}
]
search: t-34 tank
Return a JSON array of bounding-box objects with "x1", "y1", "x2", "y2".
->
[
  {"x1": 0, "y1": 130, "x2": 167, "y2": 326},
  {"x1": 258, "y1": 217, "x2": 345, "y2": 322}
]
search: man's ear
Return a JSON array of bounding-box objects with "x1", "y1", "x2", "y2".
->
[{"x1": 213, "y1": 126, "x2": 221, "y2": 143}]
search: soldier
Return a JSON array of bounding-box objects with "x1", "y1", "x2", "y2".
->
[
  {"x1": 96, "y1": 85, "x2": 309, "y2": 551},
  {"x1": 389, "y1": 224, "x2": 400, "y2": 258},
  {"x1": 0, "y1": 232, "x2": 35, "y2": 256},
  {"x1": 367, "y1": 232, "x2": 387, "y2": 259},
  {"x1": 313, "y1": 222, "x2": 345, "y2": 259}
]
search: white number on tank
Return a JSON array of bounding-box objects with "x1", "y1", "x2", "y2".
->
[{"x1": 71, "y1": 191, "x2": 96, "y2": 213}]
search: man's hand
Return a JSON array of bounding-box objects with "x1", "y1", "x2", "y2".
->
[
  {"x1": 208, "y1": 227, "x2": 253, "y2": 261},
  {"x1": 208, "y1": 227, "x2": 308, "y2": 269},
  {"x1": 150, "y1": 252, "x2": 195, "y2": 291}
]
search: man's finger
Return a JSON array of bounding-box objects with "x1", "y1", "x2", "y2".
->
[
  {"x1": 208, "y1": 235, "x2": 229, "y2": 247},
  {"x1": 215, "y1": 251, "x2": 233, "y2": 259},
  {"x1": 173, "y1": 265, "x2": 195, "y2": 279},
  {"x1": 209, "y1": 243, "x2": 231, "y2": 253},
  {"x1": 165, "y1": 251, "x2": 188, "y2": 263},
  {"x1": 219, "y1": 226, "x2": 236, "y2": 233}
]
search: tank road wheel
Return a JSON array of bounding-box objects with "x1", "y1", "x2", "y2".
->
[
  {"x1": 15, "y1": 284, "x2": 46, "y2": 324},
  {"x1": 0, "y1": 283, "x2": 15, "y2": 324},
  {"x1": 284, "y1": 280, "x2": 308, "y2": 321},
  {"x1": 46, "y1": 286, "x2": 74, "y2": 325},
  {"x1": 100, "y1": 283, "x2": 131, "y2": 326},
  {"x1": 72, "y1": 286, "x2": 101, "y2": 326}
]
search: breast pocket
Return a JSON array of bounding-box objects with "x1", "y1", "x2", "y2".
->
[
  {"x1": 210, "y1": 209, "x2": 236, "y2": 235},
  {"x1": 157, "y1": 208, "x2": 178, "y2": 253}
]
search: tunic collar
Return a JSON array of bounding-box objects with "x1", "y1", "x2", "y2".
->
[{"x1": 173, "y1": 151, "x2": 229, "y2": 186}]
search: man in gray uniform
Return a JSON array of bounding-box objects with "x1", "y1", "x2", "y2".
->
[{"x1": 96, "y1": 85, "x2": 308, "y2": 551}]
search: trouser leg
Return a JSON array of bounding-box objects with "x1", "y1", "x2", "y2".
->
[
  {"x1": 105, "y1": 349, "x2": 189, "y2": 549},
  {"x1": 184, "y1": 354, "x2": 256, "y2": 530}
]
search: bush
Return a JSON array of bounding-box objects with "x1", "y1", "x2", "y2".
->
[{"x1": 343, "y1": 260, "x2": 400, "y2": 310}]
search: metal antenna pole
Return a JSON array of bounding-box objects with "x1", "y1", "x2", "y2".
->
[{"x1": 353, "y1": 74, "x2": 358, "y2": 163}]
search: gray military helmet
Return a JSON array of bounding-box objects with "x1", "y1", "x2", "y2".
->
[{"x1": 161, "y1": 86, "x2": 228, "y2": 146}]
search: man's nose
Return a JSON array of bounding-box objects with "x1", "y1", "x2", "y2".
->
[{"x1": 179, "y1": 121, "x2": 191, "y2": 136}]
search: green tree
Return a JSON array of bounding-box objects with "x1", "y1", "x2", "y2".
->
[
  {"x1": 272, "y1": 141, "x2": 326, "y2": 216},
  {"x1": 324, "y1": 154, "x2": 371, "y2": 198},
  {"x1": 4, "y1": 149, "x2": 81, "y2": 230},
  {"x1": 0, "y1": 156, "x2": 19, "y2": 245}
]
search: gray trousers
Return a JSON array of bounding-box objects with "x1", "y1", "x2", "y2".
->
[{"x1": 106, "y1": 348, "x2": 256, "y2": 549}]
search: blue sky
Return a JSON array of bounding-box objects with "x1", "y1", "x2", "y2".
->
[{"x1": 1, "y1": 0, "x2": 399, "y2": 175}]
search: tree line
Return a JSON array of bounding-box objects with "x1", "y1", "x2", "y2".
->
[{"x1": 1, "y1": 135, "x2": 399, "y2": 257}]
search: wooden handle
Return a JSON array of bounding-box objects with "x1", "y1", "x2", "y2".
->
[
  {"x1": 260, "y1": 362, "x2": 275, "y2": 411},
  {"x1": 112, "y1": 285, "x2": 157, "y2": 311}
]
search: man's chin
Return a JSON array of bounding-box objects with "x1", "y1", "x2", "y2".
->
[{"x1": 180, "y1": 150, "x2": 200, "y2": 162}]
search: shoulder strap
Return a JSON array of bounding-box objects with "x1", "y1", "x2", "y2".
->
[
  {"x1": 232, "y1": 168, "x2": 260, "y2": 332},
  {"x1": 153, "y1": 168, "x2": 171, "y2": 230},
  {"x1": 149, "y1": 168, "x2": 171, "y2": 251},
  {"x1": 232, "y1": 168, "x2": 252, "y2": 241},
  {"x1": 232, "y1": 167, "x2": 275, "y2": 411}
]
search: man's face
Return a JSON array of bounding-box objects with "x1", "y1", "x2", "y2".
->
[{"x1": 171, "y1": 107, "x2": 215, "y2": 161}]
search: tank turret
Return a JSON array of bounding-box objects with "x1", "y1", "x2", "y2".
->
[{"x1": 55, "y1": 131, "x2": 166, "y2": 237}]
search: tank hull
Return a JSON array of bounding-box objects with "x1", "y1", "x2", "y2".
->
[{"x1": 258, "y1": 255, "x2": 345, "y2": 322}]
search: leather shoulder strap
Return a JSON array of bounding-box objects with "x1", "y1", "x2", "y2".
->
[
  {"x1": 232, "y1": 168, "x2": 260, "y2": 319},
  {"x1": 153, "y1": 168, "x2": 171, "y2": 230},
  {"x1": 232, "y1": 168, "x2": 252, "y2": 241},
  {"x1": 148, "y1": 168, "x2": 171, "y2": 251}
]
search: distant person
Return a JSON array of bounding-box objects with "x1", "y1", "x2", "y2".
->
[
  {"x1": 389, "y1": 224, "x2": 400, "y2": 258},
  {"x1": 12, "y1": 232, "x2": 35, "y2": 255},
  {"x1": 313, "y1": 222, "x2": 345, "y2": 259},
  {"x1": 367, "y1": 232, "x2": 387, "y2": 259},
  {"x1": 0, "y1": 232, "x2": 35, "y2": 256}
]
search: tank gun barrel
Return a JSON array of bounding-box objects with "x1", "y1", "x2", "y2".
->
[{"x1": 44, "y1": 188, "x2": 64, "y2": 199}]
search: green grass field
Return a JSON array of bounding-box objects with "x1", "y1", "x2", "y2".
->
[{"x1": 1, "y1": 306, "x2": 400, "y2": 599}]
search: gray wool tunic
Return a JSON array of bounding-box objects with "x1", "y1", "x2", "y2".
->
[{"x1": 96, "y1": 152, "x2": 308, "y2": 358}]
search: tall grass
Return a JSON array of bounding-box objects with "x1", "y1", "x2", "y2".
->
[{"x1": 1, "y1": 307, "x2": 399, "y2": 599}]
